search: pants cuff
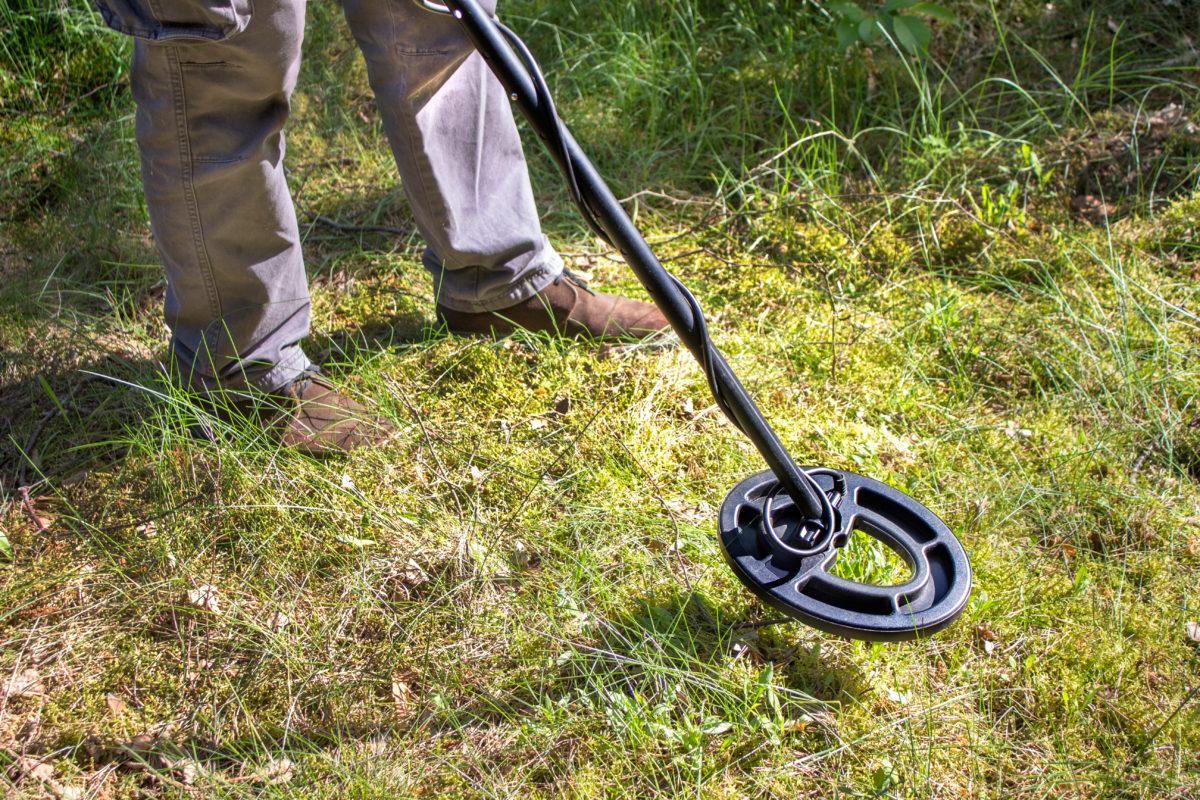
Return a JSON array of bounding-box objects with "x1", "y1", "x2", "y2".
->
[{"x1": 428, "y1": 247, "x2": 565, "y2": 314}]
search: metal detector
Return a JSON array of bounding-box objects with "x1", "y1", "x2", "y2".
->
[{"x1": 415, "y1": 0, "x2": 971, "y2": 641}]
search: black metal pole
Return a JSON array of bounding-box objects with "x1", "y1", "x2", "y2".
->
[{"x1": 439, "y1": 0, "x2": 824, "y2": 520}]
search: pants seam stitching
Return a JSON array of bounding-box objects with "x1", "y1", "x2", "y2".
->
[{"x1": 169, "y1": 46, "x2": 223, "y2": 322}]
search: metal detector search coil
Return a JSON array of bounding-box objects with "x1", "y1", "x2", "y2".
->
[
  {"x1": 425, "y1": 0, "x2": 972, "y2": 640},
  {"x1": 720, "y1": 469, "x2": 972, "y2": 641}
]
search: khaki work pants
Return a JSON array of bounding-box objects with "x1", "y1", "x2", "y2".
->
[{"x1": 96, "y1": 0, "x2": 563, "y2": 391}]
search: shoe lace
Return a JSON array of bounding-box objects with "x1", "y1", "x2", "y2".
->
[{"x1": 553, "y1": 268, "x2": 597, "y2": 296}]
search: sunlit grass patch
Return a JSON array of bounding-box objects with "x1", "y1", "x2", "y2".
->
[{"x1": 3, "y1": 0, "x2": 1200, "y2": 797}]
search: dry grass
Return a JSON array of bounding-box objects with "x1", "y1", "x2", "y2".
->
[{"x1": 2, "y1": 1, "x2": 1199, "y2": 797}]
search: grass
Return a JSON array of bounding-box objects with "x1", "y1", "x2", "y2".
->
[{"x1": 2, "y1": 0, "x2": 1200, "y2": 797}]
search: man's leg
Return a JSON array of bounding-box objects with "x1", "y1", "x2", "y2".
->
[
  {"x1": 342, "y1": 0, "x2": 668, "y2": 339},
  {"x1": 114, "y1": 0, "x2": 395, "y2": 454},
  {"x1": 342, "y1": 0, "x2": 559, "y2": 313},
  {"x1": 129, "y1": 0, "x2": 313, "y2": 392}
]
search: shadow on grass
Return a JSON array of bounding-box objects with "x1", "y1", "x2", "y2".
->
[
  {"x1": 564, "y1": 589, "x2": 872, "y2": 708},
  {"x1": 0, "y1": 347, "x2": 166, "y2": 498}
]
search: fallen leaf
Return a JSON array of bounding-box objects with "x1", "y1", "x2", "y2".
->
[
  {"x1": 106, "y1": 692, "x2": 128, "y2": 716},
  {"x1": 3, "y1": 667, "x2": 44, "y2": 699},
  {"x1": 1004, "y1": 420, "x2": 1033, "y2": 440},
  {"x1": 135, "y1": 521, "x2": 157, "y2": 538},
  {"x1": 184, "y1": 585, "x2": 222, "y2": 615},
  {"x1": 119, "y1": 733, "x2": 158, "y2": 761},
  {"x1": 29, "y1": 761, "x2": 55, "y2": 782},
  {"x1": 1186, "y1": 621, "x2": 1200, "y2": 643},
  {"x1": 974, "y1": 624, "x2": 1000, "y2": 655},
  {"x1": 163, "y1": 756, "x2": 201, "y2": 786},
  {"x1": 267, "y1": 611, "x2": 290, "y2": 632},
  {"x1": 664, "y1": 499, "x2": 713, "y2": 524}
]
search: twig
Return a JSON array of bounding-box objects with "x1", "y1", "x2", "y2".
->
[{"x1": 17, "y1": 485, "x2": 49, "y2": 536}]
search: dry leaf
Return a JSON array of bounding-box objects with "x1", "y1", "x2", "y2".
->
[
  {"x1": 184, "y1": 585, "x2": 222, "y2": 615},
  {"x1": 119, "y1": 733, "x2": 158, "y2": 762},
  {"x1": 4, "y1": 667, "x2": 44, "y2": 699},
  {"x1": 1004, "y1": 420, "x2": 1033, "y2": 440},
  {"x1": 135, "y1": 521, "x2": 157, "y2": 538},
  {"x1": 29, "y1": 761, "x2": 55, "y2": 782},
  {"x1": 50, "y1": 783, "x2": 82, "y2": 800},
  {"x1": 106, "y1": 692, "x2": 128, "y2": 716},
  {"x1": 164, "y1": 756, "x2": 201, "y2": 786},
  {"x1": 1186, "y1": 621, "x2": 1200, "y2": 643},
  {"x1": 974, "y1": 624, "x2": 1000, "y2": 655},
  {"x1": 267, "y1": 611, "x2": 290, "y2": 632},
  {"x1": 664, "y1": 499, "x2": 712, "y2": 524}
]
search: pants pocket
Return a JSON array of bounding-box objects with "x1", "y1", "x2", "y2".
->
[{"x1": 94, "y1": 0, "x2": 252, "y2": 42}]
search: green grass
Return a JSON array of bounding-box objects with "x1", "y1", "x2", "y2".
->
[{"x1": 2, "y1": 0, "x2": 1199, "y2": 797}]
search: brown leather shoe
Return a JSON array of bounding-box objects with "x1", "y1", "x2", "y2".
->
[
  {"x1": 201, "y1": 373, "x2": 397, "y2": 456},
  {"x1": 274, "y1": 374, "x2": 397, "y2": 456},
  {"x1": 436, "y1": 271, "x2": 670, "y2": 341}
]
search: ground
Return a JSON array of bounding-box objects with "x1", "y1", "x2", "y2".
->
[{"x1": 1, "y1": 1, "x2": 1199, "y2": 797}]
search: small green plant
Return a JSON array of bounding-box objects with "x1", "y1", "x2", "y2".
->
[{"x1": 828, "y1": 0, "x2": 954, "y2": 55}]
